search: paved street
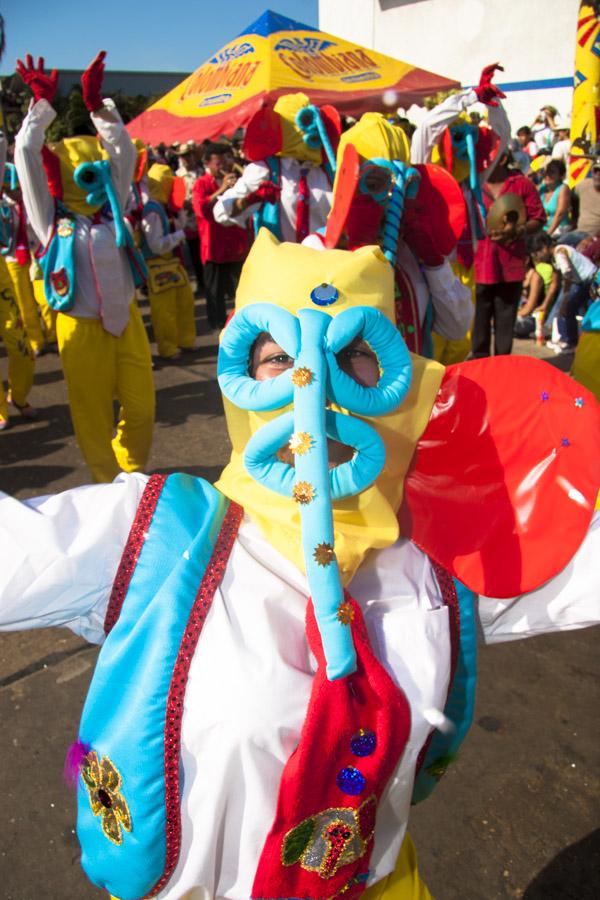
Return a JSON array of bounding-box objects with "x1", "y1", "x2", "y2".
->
[{"x1": 0, "y1": 295, "x2": 598, "y2": 899}]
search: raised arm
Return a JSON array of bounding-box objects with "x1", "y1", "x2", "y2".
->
[
  {"x1": 410, "y1": 88, "x2": 478, "y2": 165},
  {"x1": 213, "y1": 161, "x2": 278, "y2": 227},
  {"x1": 0, "y1": 474, "x2": 147, "y2": 643}
]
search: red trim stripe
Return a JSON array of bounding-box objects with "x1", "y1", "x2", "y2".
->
[{"x1": 104, "y1": 474, "x2": 168, "y2": 635}]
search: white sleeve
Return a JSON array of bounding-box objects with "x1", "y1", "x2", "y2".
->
[
  {"x1": 478, "y1": 511, "x2": 600, "y2": 644},
  {"x1": 424, "y1": 260, "x2": 473, "y2": 339},
  {"x1": 91, "y1": 99, "x2": 137, "y2": 211},
  {"x1": 14, "y1": 99, "x2": 57, "y2": 246},
  {"x1": 0, "y1": 473, "x2": 148, "y2": 644},
  {"x1": 483, "y1": 101, "x2": 511, "y2": 184},
  {"x1": 213, "y1": 161, "x2": 269, "y2": 227},
  {"x1": 142, "y1": 209, "x2": 185, "y2": 256},
  {"x1": 410, "y1": 89, "x2": 477, "y2": 164}
]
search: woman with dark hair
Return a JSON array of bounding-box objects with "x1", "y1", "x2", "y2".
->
[{"x1": 540, "y1": 159, "x2": 571, "y2": 237}]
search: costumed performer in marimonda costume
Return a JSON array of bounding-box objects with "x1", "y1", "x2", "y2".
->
[
  {"x1": 0, "y1": 141, "x2": 36, "y2": 428},
  {"x1": 214, "y1": 92, "x2": 339, "y2": 243},
  {"x1": 1, "y1": 229, "x2": 599, "y2": 900},
  {"x1": 411, "y1": 63, "x2": 511, "y2": 364},
  {"x1": 571, "y1": 268, "x2": 600, "y2": 401},
  {"x1": 14, "y1": 52, "x2": 154, "y2": 483},
  {"x1": 312, "y1": 111, "x2": 472, "y2": 358},
  {"x1": 131, "y1": 153, "x2": 196, "y2": 361}
]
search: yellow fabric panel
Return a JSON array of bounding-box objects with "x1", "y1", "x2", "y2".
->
[
  {"x1": 0, "y1": 258, "x2": 34, "y2": 417},
  {"x1": 568, "y1": 3, "x2": 600, "y2": 186},
  {"x1": 273, "y1": 92, "x2": 323, "y2": 165},
  {"x1": 5, "y1": 259, "x2": 45, "y2": 352},
  {"x1": 364, "y1": 833, "x2": 433, "y2": 900},
  {"x1": 336, "y1": 112, "x2": 410, "y2": 173},
  {"x1": 48, "y1": 135, "x2": 108, "y2": 216}
]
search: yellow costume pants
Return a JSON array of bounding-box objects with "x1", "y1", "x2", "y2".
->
[
  {"x1": 0, "y1": 258, "x2": 34, "y2": 422},
  {"x1": 5, "y1": 259, "x2": 45, "y2": 354},
  {"x1": 149, "y1": 280, "x2": 196, "y2": 359},
  {"x1": 571, "y1": 331, "x2": 600, "y2": 402},
  {"x1": 431, "y1": 261, "x2": 474, "y2": 366},
  {"x1": 110, "y1": 833, "x2": 431, "y2": 900},
  {"x1": 57, "y1": 303, "x2": 155, "y2": 483},
  {"x1": 32, "y1": 278, "x2": 57, "y2": 343}
]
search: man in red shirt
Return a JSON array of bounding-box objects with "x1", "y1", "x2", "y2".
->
[
  {"x1": 472, "y1": 151, "x2": 546, "y2": 357},
  {"x1": 192, "y1": 146, "x2": 249, "y2": 329}
]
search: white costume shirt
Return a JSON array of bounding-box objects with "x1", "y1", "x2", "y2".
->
[
  {"x1": 141, "y1": 209, "x2": 185, "y2": 257},
  {"x1": 214, "y1": 157, "x2": 332, "y2": 243},
  {"x1": 14, "y1": 98, "x2": 137, "y2": 337},
  {"x1": 1, "y1": 475, "x2": 599, "y2": 899}
]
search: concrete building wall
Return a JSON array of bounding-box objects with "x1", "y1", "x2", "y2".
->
[{"x1": 319, "y1": 0, "x2": 579, "y2": 133}]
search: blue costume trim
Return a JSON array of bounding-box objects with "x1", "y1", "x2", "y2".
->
[
  {"x1": 411, "y1": 578, "x2": 478, "y2": 804},
  {"x1": 253, "y1": 156, "x2": 282, "y2": 240},
  {"x1": 0, "y1": 202, "x2": 13, "y2": 256},
  {"x1": 295, "y1": 104, "x2": 337, "y2": 174},
  {"x1": 39, "y1": 205, "x2": 78, "y2": 312},
  {"x1": 77, "y1": 474, "x2": 230, "y2": 900}
]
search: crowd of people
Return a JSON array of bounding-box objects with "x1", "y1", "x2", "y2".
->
[{"x1": 0, "y1": 49, "x2": 599, "y2": 900}]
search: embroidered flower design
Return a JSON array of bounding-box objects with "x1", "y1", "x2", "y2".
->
[
  {"x1": 81, "y1": 751, "x2": 132, "y2": 845},
  {"x1": 289, "y1": 431, "x2": 313, "y2": 455},
  {"x1": 293, "y1": 481, "x2": 316, "y2": 504},
  {"x1": 291, "y1": 366, "x2": 314, "y2": 387},
  {"x1": 337, "y1": 600, "x2": 355, "y2": 625},
  {"x1": 313, "y1": 542, "x2": 335, "y2": 567}
]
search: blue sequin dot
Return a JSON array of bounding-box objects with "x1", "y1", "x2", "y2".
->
[
  {"x1": 310, "y1": 282, "x2": 339, "y2": 306},
  {"x1": 575, "y1": 397, "x2": 584, "y2": 408},
  {"x1": 350, "y1": 729, "x2": 377, "y2": 757},
  {"x1": 561, "y1": 437, "x2": 571, "y2": 447},
  {"x1": 337, "y1": 766, "x2": 366, "y2": 795},
  {"x1": 541, "y1": 391, "x2": 549, "y2": 402}
]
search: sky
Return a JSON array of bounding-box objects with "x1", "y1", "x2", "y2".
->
[{"x1": 1, "y1": 1, "x2": 319, "y2": 74}]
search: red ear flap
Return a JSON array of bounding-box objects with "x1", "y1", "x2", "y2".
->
[
  {"x1": 41, "y1": 145, "x2": 63, "y2": 200},
  {"x1": 441, "y1": 126, "x2": 454, "y2": 174},
  {"x1": 403, "y1": 163, "x2": 467, "y2": 259},
  {"x1": 319, "y1": 104, "x2": 342, "y2": 164},
  {"x1": 134, "y1": 148, "x2": 148, "y2": 184},
  {"x1": 324, "y1": 142, "x2": 360, "y2": 249},
  {"x1": 476, "y1": 124, "x2": 500, "y2": 173},
  {"x1": 243, "y1": 106, "x2": 283, "y2": 162}
]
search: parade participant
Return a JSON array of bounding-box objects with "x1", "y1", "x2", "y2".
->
[
  {"x1": 138, "y1": 161, "x2": 196, "y2": 359},
  {"x1": 192, "y1": 144, "x2": 249, "y2": 330},
  {"x1": 323, "y1": 111, "x2": 472, "y2": 356},
  {"x1": 1, "y1": 162, "x2": 46, "y2": 354},
  {"x1": 14, "y1": 51, "x2": 155, "y2": 483},
  {"x1": 0, "y1": 229, "x2": 599, "y2": 900},
  {"x1": 411, "y1": 64, "x2": 511, "y2": 363},
  {"x1": 0, "y1": 130, "x2": 36, "y2": 428},
  {"x1": 175, "y1": 142, "x2": 204, "y2": 293},
  {"x1": 214, "y1": 92, "x2": 339, "y2": 243}
]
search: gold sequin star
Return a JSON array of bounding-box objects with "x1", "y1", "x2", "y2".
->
[
  {"x1": 313, "y1": 542, "x2": 335, "y2": 566},
  {"x1": 288, "y1": 431, "x2": 313, "y2": 455},
  {"x1": 337, "y1": 600, "x2": 355, "y2": 625},
  {"x1": 291, "y1": 366, "x2": 314, "y2": 388},
  {"x1": 292, "y1": 481, "x2": 316, "y2": 504}
]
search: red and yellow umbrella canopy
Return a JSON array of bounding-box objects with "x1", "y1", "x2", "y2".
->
[{"x1": 128, "y1": 9, "x2": 460, "y2": 145}]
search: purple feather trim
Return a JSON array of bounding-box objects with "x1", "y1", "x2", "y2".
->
[{"x1": 64, "y1": 739, "x2": 91, "y2": 786}]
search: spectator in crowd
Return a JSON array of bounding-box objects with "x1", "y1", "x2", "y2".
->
[
  {"x1": 509, "y1": 137, "x2": 531, "y2": 174},
  {"x1": 530, "y1": 106, "x2": 558, "y2": 152},
  {"x1": 192, "y1": 145, "x2": 249, "y2": 330},
  {"x1": 540, "y1": 159, "x2": 571, "y2": 237},
  {"x1": 550, "y1": 241, "x2": 598, "y2": 351},
  {"x1": 563, "y1": 155, "x2": 600, "y2": 246},
  {"x1": 514, "y1": 232, "x2": 561, "y2": 338},
  {"x1": 472, "y1": 150, "x2": 546, "y2": 358},
  {"x1": 551, "y1": 115, "x2": 571, "y2": 164},
  {"x1": 516, "y1": 125, "x2": 538, "y2": 158},
  {"x1": 176, "y1": 142, "x2": 204, "y2": 293}
]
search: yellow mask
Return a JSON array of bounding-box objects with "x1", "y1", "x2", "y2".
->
[
  {"x1": 274, "y1": 92, "x2": 323, "y2": 165},
  {"x1": 46, "y1": 136, "x2": 109, "y2": 216},
  {"x1": 147, "y1": 163, "x2": 174, "y2": 205},
  {"x1": 215, "y1": 229, "x2": 444, "y2": 585}
]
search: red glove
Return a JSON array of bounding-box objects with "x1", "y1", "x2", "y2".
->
[
  {"x1": 15, "y1": 54, "x2": 58, "y2": 105},
  {"x1": 81, "y1": 50, "x2": 106, "y2": 112},
  {"x1": 246, "y1": 180, "x2": 281, "y2": 206},
  {"x1": 474, "y1": 63, "x2": 506, "y2": 107}
]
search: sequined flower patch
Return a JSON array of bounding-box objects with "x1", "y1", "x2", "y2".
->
[
  {"x1": 282, "y1": 796, "x2": 376, "y2": 879},
  {"x1": 81, "y1": 751, "x2": 132, "y2": 845}
]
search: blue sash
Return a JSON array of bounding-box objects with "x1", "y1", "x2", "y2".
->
[
  {"x1": 39, "y1": 207, "x2": 78, "y2": 311},
  {"x1": 76, "y1": 474, "x2": 233, "y2": 900}
]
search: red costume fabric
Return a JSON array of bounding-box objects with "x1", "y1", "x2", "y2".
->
[
  {"x1": 400, "y1": 356, "x2": 600, "y2": 597},
  {"x1": 252, "y1": 598, "x2": 411, "y2": 900}
]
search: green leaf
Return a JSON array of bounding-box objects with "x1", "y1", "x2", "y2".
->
[{"x1": 282, "y1": 817, "x2": 315, "y2": 866}]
